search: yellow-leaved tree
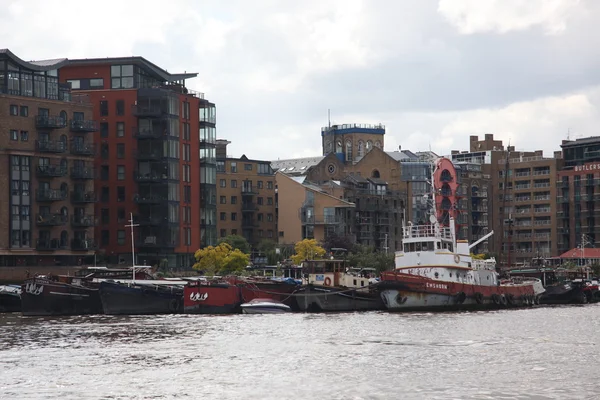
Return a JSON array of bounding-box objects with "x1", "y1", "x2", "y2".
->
[
  {"x1": 291, "y1": 239, "x2": 326, "y2": 265},
  {"x1": 193, "y1": 242, "x2": 250, "y2": 276}
]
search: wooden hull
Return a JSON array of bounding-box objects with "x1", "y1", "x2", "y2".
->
[
  {"x1": 21, "y1": 277, "x2": 102, "y2": 316},
  {"x1": 99, "y1": 282, "x2": 183, "y2": 315}
]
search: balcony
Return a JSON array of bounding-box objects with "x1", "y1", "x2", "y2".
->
[
  {"x1": 36, "y1": 164, "x2": 67, "y2": 178},
  {"x1": 242, "y1": 203, "x2": 258, "y2": 212},
  {"x1": 134, "y1": 194, "x2": 167, "y2": 204},
  {"x1": 70, "y1": 167, "x2": 95, "y2": 180},
  {"x1": 35, "y1": 115, "x2": 66, "y2": 129},
  {"x1": 134, "y1": 171, "x2": 168, "y2": 183},
  {"x1": 70, "y1": 191, "x2": 97, "y2": 203},
  {"x1": 241, "y1": 188, "x2": 258, "y2": 196},
  {"x1": 36, "y1": 238, "x2": 66, "y2": 251},
  {"x1": 242, "y1": 219, "x2": 259, "y2": 228},
  {"x1": 70, "y1": 142, "x2": 95, "y2": 156},
  {"x1": 36, "y1": 189, "x2": 67, "y2": 202},
  {"x1": 132, "y1": 105, "x2": 163, "y2": 117},
  {"x1": 136, "y1": 236, "x2": 178, "y2": 248},
  {"x1": 132, "y1": 127, "x2": 165, "y2": 140},
  {"x1": 69, "y1": 119, "x2": 98, "y2": 133},
  {"x1": 134, "y1": 149, "x2": 164, "y2": 160},
  {"x1": 35, "y1": 140, "x2": 67, "y2": 154},
  {"x1": 359, "y1": 230, "x2": 373, "y2": 239},
  {"x1": 137, "y1": 216, "x2": 167, "y2": 226},
  {"x1": 71, "y1": 238, "x2": 96, "y2": 251},
  {"x1": 301, "y1": 215, "x2": 342, "y2": 225},
  {"x1": 71, "y1": 215, "x2": 96, "y2": 227},
  {"x1": 36, "y1": 213, "x2": 67, "y2": 227}
]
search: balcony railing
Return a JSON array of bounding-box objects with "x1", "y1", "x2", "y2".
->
[
  {"x1": 134, "y1": 149, "x2": 164, "y2": 160},
  {"x1": 241, "y1": 188, "x2": 258, "y2": 195},
  {"x1": 35, "y1": 115, "x2": 66, "y2": 129},
  {"x1": 70, "y1": 191, "x2": 97, "y2": 203},
  {"x1": 301, "y1": 215, "x2": 342, "y2": 225},
  {"x1": 137, "y1": 216, "x2": 167, "y2": 226},
  {"x1": 70, "y1": 143, "x2": 95, "y2": 156},
  {"x1": 36, "y1": 140, "x2": 67, "y2": 154},
  {"x1": 132, "y1": 127, "x2": 166, "y2": 140},
  {"x1": 36, "y1": 213, "x2": 67, "y2": 226},
  {"x1": 242, "y1": 219, "x2": 259, "y2": 228},
  {"x1": 134, "y1": 194, "x2": 167, "y2": 204},
  {"x1": 36, "y1": 189, "x2": 67, "y2": 202},
  {"x1": 70, "y1": 167, "x2": 95, "y2": 180},
  {"x1": 133, "y1": 171, "x2": 168, "y2": 183},
  {"x1": 36, "y1": 164, "x2": 67, "y2": 178},
  {"x1": 69, "y1": 119, "x2": 98, "y2": 132},
  {"x1": 71, "y1": 215, "x2": 96, "y2": 227},
  {"x1": 36, "y1": 238, "x2": 66, "y2": 251},
  {"x1": 131, "y1": 105, "x2": 163, "y2": 117},
  {"x1": 241, "y1": 203, "x2": 258, "y2": 212},
  {"x1": 71, "y1": 238, "x2": 96, "y2": 251},
  {"x1": 135, "y1": 236, "x2": 178, "y2": 248}
]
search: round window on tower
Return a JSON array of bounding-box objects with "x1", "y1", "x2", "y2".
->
[{"x1": 327, "y1": 164, "x2": 336, "y2": 174}]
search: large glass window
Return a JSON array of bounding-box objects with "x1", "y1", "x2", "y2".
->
[{"x1": 111, "y1": 65, "x2": 134, "y2": 89}]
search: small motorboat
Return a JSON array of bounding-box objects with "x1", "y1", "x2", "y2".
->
[
  {"x1": 0, "y1": 284, "x2": 22, "y2": 312},
  {"x1": 240, "y1": 298, "x2": 291, "y2": 314}
]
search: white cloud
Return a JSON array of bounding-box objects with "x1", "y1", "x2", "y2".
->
[{"x1": 437, "y1": 0, "x2": 580, "y2": 35}]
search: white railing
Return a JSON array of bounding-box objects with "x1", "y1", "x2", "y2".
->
[{"x1": 403, "y1": 224, "x2": 453, "y2": 240}]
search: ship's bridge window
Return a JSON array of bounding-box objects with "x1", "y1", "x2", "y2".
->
[
  {"x1": 416, "y1": 243, "x2": 422, "y2": 251},
  {"x1": 436, "y1": 242, "x2": 441, "y2": 249},
  {"x1": 422, "y1": 242, "x2": 431, "y2": 251}
]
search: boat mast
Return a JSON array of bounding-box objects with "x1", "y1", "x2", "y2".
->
[
  {"x1": 499, "y1": 143, "x2": 512, "y2": 272},
  {"x1": 125, "y1": 213, "x2": 140, "y2": 283}
]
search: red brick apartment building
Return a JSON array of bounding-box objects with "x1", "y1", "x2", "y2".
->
[{"x1": 58, "y1": 56, "x2": 217, "y2": 267}]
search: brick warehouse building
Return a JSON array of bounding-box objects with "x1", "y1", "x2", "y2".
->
[
  {"x1": 59, "y1": 56, "x2": 217, "y2": 267},
  {"x1": 0, "y1": 49, "x2": 96, "y2": 267}
]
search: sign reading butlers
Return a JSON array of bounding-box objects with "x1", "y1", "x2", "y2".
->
[{"x1": 574, "y1": 163, "x2": 600, "y2": 172}]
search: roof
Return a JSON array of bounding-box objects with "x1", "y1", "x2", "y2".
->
[
  {"x1": 387, "y1": 150, "x2": 419, "y2": 161},
  {"x1": 0, "y1": 49, "x2": 69, "y2": 71},
  {"x1": 67, "y1": 56, "x2": 197, "y2": 82},
  {"x1": 557, "y1": 248, "x2": 600, "y2": 259},
  {"x1": 368, "y1": 177, "x2": 388, "y2": 185},
  {"x1": 561, "y1": 136, "x2": 600, "y2": 148},
  {"x1": 271, "y1": 156, "x2": 324, "y2": 175}
]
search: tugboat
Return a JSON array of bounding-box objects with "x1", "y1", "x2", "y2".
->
[
  {"x1": 295, "y1": 250, "x2": 384, "y2": 312},
  {"x1": 0, "y1": 285, "x2": 22, "y2": 312},
  {"x1": 379, "y1": 157, "x2": 544, "y2": 312}
]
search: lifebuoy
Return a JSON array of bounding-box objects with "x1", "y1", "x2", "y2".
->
[
  {"x1": 324, "y1": 277, "x2": 332, "y2": 286},
  {"x1": 454, "y1": 254, "x2": 460, "y2": 264},
  {"x1": 499, "y1": 294, "x2": 508, "y2": 306}
]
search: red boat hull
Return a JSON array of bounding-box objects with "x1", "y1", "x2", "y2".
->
[
  {"x1": 183, "y1": 283, "x2": 241, "y2": 314},
  {"x1": 379, "y1": 271, "x2": 537, "y2": 311}
]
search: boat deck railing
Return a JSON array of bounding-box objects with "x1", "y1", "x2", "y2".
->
[{"x1": 403, "y1": 224, "x2": 453, "y2": 240}]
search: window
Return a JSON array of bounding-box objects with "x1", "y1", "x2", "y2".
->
[
  {"x1": 220, "y1": 196, "x2": 226, "y2": 204},
  {"x1": 117, "y1": 208, "x2": 125, "y2": 223},
  {"x1": 220, "y1": 212, "x2": 226, "y2": 221},
  {"x1": 90, "y1": 78, "x2": 104, "y2": 88},
  {"x1": 11, "y1": 180, "x2": 19, "y2": 195},
  {"x1": 20, "y1": 106, "x2": 28, "y2": 117},
  {"x1": 267, "y1": 181, "x2": 273, "y2": 189},
  {"x1": 231, "y1": 196, "x2": 237, "y2": 205},
  {"x1": 220, "y1": 179, "x2": 226, "y2": 188},
  {"x1": 183, "y1": 123, "x2": 190, "y2": 140},
  {"x1": 67, "y1": 79, "x2": 80, "y2": 89},
  {"x1": 267, "y1": 213, "x2": 273, "y2": 222},
  {"x1": 231, "y1": 212, "x2": 237, "y2": 221},
  {"x1": 111, "y1": 65, "x2": 134, "y2": 89},
  {"x1": 117, "y1": 165, "x2": 125, "y2": 180},
  {"x1": 184, "y1": 185, "x2": 191, "y2": 203},
  {"x1": 257, "y1": 197, "x2": 264, "y2": 205},
  {"x1": 101, "y1": 143, "x2": 109, "y2": 160},
  {"x1": 183, "y1": 164, "x2": 191, "y2": 182},
  {"x1": 9, "y1": 104, "x2": 18, "y2": 116},
  {"x1": 117, "y1": 230, "x2": 125, "y2": 245},
  {"x1": 268, "y1": 230, "x2": 273, "y2": 238},
  {"x1": 22, "y1": 181, "x2": 29, "y2": 196},
  {"x1": 116, "y1": 100, "x2": 125, "y2": 116},
  {"x1": 230, "y1": 162, "x2": 237, "y2": 173},
  {"x1": 231, "y1": 180, "x2": 237, "y2": 188},
  {"x1": 183, "y1": 206, "x2": 191, "y2": 223},
  {"x1": 116, "y1": 143, "x2": 125, "y2": 159},
  {"x1": 183, "y1": 144, "x2": 190, "y2": 161},
  {"x1": 258, "y1": 213, "x2": 263, "y2": 221},
  {"x1": 184, "y1": 227, "x2": 191, "y2": 246},
  {"x1": 100, "y1": 122, "x2": 109, "y2": 138},
  {"x1": 20, "y1": 131, "x2": 28, "y2": 141},
  {"x1": 117, "y1": 186, "x2": 125, "y2": 202},
  {"x1": 10, "y1": 130, "x2": 18, "y2": 141},
  {"x1": 21, "y1": 205, "x2": 30, "y2": 220},
  {"x1": 257, "y1": 163, "x2": 271, "y2": 174},
  {"x1": 116, "y1": 122, "x2": 124, "y2": 137},
  {"x1": 101, "y1": 186, "x2": 109, "y2": 202},
  {"x1": 101, "y1": 165, "x2": 109, "y2": 180},
  {"x1": 244, "y1": 163, "x2": 252, "y2": 171},
  {"x1": 232, "y1": 229, "x2": 237, "y2": 235},
  {"x1": 101, "y1": 208, "x2": 109, "y2": 224},
  {"x1": 220, "y1": 229, "x2": 227, "y2": 237},
  {"x1": 101, "y1": 230, "x2": 109, "y2": 246},
  {"x1": 257, "y1": 181, "x2": 263, "y2": 189},
  {"x1": 100, "y1": 100, "x2": 108, "y2": 116}
]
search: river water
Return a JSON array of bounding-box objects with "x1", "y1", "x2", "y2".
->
[{"x1": 1, "y1": 305, "x2": 599, "y2": 400}]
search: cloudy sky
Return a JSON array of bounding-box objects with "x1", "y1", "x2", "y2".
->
[{"x1": 3, "y1": 0, "x2": 599, "y2": 160}]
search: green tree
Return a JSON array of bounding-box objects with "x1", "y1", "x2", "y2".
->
[
  {"x1": 218, "y1": 234, "x2": 251, "y2": 254},
  {"x1": 321, "y1": 233, "x2": 356, "y2": 253},
  {"x1": 347, "y1": 244, "x2": 395, "y2": 274},
  {"x1": 291, "y1": 239, "x2": 326, "y2": 265},
  {"x1": 193, "y1": 242, "x2": 250, "y2": 275},
  {"x1": 257, "y1": 239, "x2": 281, "y2": 265}
]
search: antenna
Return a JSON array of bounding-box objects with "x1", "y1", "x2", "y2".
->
[
  {"x1": 328, "y1": 109, "x2": 331, "y2": 129},
  {"x1": 125, "y1": 213, "x2": 140, "y2": 283},
  {"x1": 567, "y1": 128, "x2": 571, "y2": 141}
]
